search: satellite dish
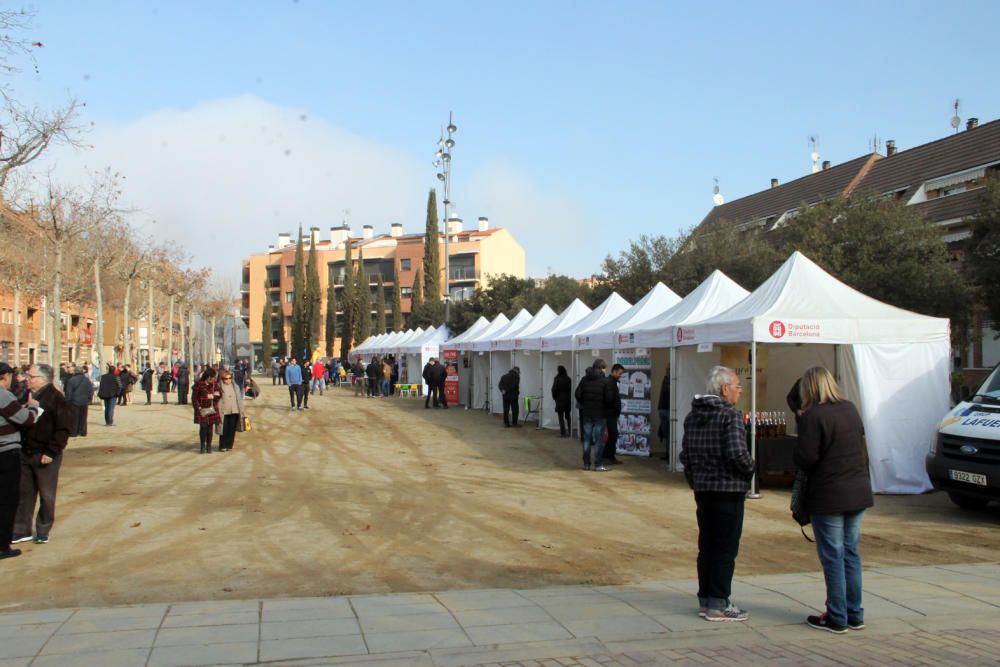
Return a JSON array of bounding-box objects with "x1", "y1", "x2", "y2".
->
[
  {"x1": 950, "y1": 116, "x2": 961, "y2": 129},
  {"x1": 713, "y1": 193, "x2": 725, "y2": 206}
]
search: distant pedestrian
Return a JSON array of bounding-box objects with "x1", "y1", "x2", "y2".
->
[
  {"x1": 365, "y1": 357, "x2": 379, "y2": 398},
  {"x1": 140, "y1": 364, "x2": 155, "y2": 404},
  {"x1": 680, "y1": 365, "x2": 754, "y2": 622},
  {"x1": 604, "y1": 363, "x2": 625, "y2": 465},
  {"x1": 97, "y1": 364, "x2": 122, "y2": 426},
  {"x1": 285, "y1": 358, "x2": 304, "y2": 409},
  {"x1": 176, "y1": 363, "x2": 190, "y2": 405},
  {"x1": 575, "y1": 359, "x2": 613, "y2": 470},
  {"x1": 551, "y1": 365, "x2": 572, "y2": 437},
  {"x1": 192, "y1": 368, "x2": 222, "y2": 454},
  {"x1": 216, "y1": 369, "x2": 245, "y2": 452},
  {"x1": 794, "y1": 366, "x2": 873, "y2": 635},
  {"x1": 271, "y1": 359, "x2": 280, "y2": 385},
  {"x1": 157, "y1": 364, "x2": 173, "y2": 404},
  {"x1": 499, "y1": 366, "x2": 521, "y2": 426},
  {"x1": 64, "y1": 365, "x2": 94, "y2": 437}
]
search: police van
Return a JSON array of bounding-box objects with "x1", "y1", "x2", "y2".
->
[{"x1": 927, "y1": 364, "x2": 1000, "y2": 509}]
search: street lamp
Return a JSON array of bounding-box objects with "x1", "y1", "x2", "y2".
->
[{"x1": 434, "y1": 112, "x2": 457, "y2": 325}]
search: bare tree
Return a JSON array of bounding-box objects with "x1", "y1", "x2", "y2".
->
[{"x1": 0, "y1": 206, "x2": 43, "y2": 365}]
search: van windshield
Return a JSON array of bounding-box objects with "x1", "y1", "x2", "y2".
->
[{"x1": 972, "y1": 366, "x2": 1000, "y2": 404}]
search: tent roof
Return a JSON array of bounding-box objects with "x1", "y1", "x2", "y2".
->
[
  {"x1": 629, "y1": 271, "x2": 750, "y2": 347},
  {"x1": 575, "y1": 283, "x2": 682, "y2": 350},
  {"x1": 542, "y1": 293, "x2": 632, "y2": 351},
  {"x1": 687, "y1": 252, "x2": 950, "y2": 344},
  {"x1": 496, "y1": 305, "x2": 557, "y2": 351},
  {"x1": 519, "y1": 299, "x2": 592, "y2": 351},
  {"x1": 401, "y1": 324, "x2": 449, "y2": 353},
  {"x1": 453, "y1": 314, "x2": 511, "y2": 351},
  {"x1": 382, "y1": 327, "x2": 423, "y2": 353},
  {"x1": 473, "y1": 309, "x2": 532, "y2": 352},
  {"x1": 445, "y1": 316, "x2": 491, "y2": 347}
]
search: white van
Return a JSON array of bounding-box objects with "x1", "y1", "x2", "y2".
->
[{"x1": 926, "y1": 364, "x2": 1000, "y2": 509}]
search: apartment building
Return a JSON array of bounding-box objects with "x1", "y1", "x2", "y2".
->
[{"x1": 242, "y1": 216, "x2": 525, "y2": 358}]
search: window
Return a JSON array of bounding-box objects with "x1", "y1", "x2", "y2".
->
[
  {"x1": 266, "y1": 265, "x2": 281, "y2": 288},
  {"x1": 401, "y1": 287, "x2": 413, "y2": 297},
  {"x1": 285, "y1": 265, "x2": 295, "y2": 277},
  {"x1": 400, "y1": 258, "x2": 411, "y2": 271},
  {"x1": 286, "y1": 292, "x2": 294, "y2": 304}
]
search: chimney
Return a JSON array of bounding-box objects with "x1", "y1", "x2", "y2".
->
[
  {"x1": 478, "y1": 216, "x2": 489, "y2": 232},
  {"x1": 390, "y1": 222, "x2": 403, "y2": 237},
  {"x1": 886, "y1": 140, "x2": 897, "y2": 157},
  {"x1": 822, "y1": 160, "x2": 831, "y2": 171},
  {"x1": 277, "y1": 232, "x2": 291, "y2": 249},
  {"x1": 309, "y1": 226, "x2": 319, "y2": 245},
  {"x1": 330, "y1": 226, "x2": 348, "y2": 247},
  {"x1": 267, "y1": 244, "x2": 275, "y2": 253},
  {"x1": 446, "y1": 216, "x2": 463, "y2": 235},
  {"x1": 362, "y1": 224, "x2": 374, "y2": 240},
  {"x1": 770, "y1": 178, "x2": 779, "y2": 189},
  {"x1": 967, "y1": 117, "x2": 979, "y2": 131}
]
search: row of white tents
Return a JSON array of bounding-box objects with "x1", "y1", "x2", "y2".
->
[{"x1": 351, "y1": 252, "x2": 951, "y2": 494}]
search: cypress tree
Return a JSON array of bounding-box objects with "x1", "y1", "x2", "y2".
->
[
  {"x1": 325, "y1": 274, "x2": 337, "y2": 357},
  {"x1": 354, "y1": 248, "x2": 372, "y2": 342},
  {"x1": 412, "y1": 269, "x2": 423, "y2": 308},
  {"x1": 391, "y1": 273, "x2": 404, "y2": 331},
  {"x1": 376, "y1": 273, "x2": 387, "y2": 334},
  {"x1": 290, "y1": 225, "x2": 306, "y2": 360},
  {"x1": 306, "y1": 228, "x2": 321, "y2": 354},
  {"x1": 276, "y1": 305, "x2": 287, "y2": 357},
  {"x1": 423, "y1": 189, "x2": 443, "y2": 322},
  {"x1": 340, "y1": 238, "x2": 354, "y2": 359},
  {"x1": 261, "y1": 280, "x2": 273, "y2": 367}
]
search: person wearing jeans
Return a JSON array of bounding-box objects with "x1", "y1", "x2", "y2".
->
[
  {"x1": 97, "y1": 365, "x2": 121, "y2": 426},
  {"x1": 574, "y1": 360, "x2": 613, "y2": 470},
  {"x1": 285, "y1": 358, "x2": 304, "y2": 409},
  {"x1": 794, "y1": 366, "x2": 873, "y2": 634},
  {"x1": 679, "y1": 366, "x2": 754, "y2": 622}
]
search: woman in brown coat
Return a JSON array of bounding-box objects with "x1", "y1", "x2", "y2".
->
[{"x1": 192, "y1": 368, "x2": 222, "y2": 454}]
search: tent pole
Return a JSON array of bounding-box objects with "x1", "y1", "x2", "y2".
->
[
  {"x1": 748, "y1": 341, "x2": 760, "y2": 499},
  {"x1": 669, "y1": 345, "x2": 677, "y2": 472}
]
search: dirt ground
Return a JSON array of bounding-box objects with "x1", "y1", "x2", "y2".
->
[{"x1": 2, "y1": 382, "x2": 998, "y2": 613}]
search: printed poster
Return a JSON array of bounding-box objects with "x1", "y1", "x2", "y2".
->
[
  {"x1": 614, "y1": 350, "x2": 652, "y2": 457},
  {"x1": 442, "y1": 348, "x2": 460, "y2": 405}
]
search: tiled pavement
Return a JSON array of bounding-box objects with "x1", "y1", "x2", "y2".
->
[{"x1": 1, "y1": 563, "x2": 998, "y2": 666}]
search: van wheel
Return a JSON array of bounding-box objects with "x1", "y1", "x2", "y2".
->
[{"x1": 947, "y1": 491, "x2": 990, "y2": 510}]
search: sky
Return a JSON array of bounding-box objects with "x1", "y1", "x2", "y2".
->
[{"x1": 11, "y1": 0, "x2": 1000, "y2": 284}]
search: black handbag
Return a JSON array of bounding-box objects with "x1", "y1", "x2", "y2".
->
[{"x1": 790, "y1": 468, "x2": 814, "y2": 542}]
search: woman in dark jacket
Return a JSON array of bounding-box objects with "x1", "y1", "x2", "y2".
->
[
  {"x1": 551, "y1": 365, "x2": 573, "y2": 437},
  {"x1": 140, "y1": 365, "x2": 155, "y2": 405},
  {"x1": 156, "y1": 364, "x2": 173, "y2": 404},
  {"x1": 176, "y1": 364, "x2": 190, "y2": 405},
  {"x1": 192, "y1": 368, "x2": 222, "y2": 454},
  {"x1": 793, "y1": 366, "x2": 873, "y2": 635}
]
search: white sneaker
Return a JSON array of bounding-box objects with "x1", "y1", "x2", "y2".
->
[{"x1": 704, "y1": 604, "x2": 749, "y2": 622}]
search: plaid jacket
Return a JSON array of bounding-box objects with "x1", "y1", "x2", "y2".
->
[{"x1": 680, "y1": 394, "x2": 754, "y2": 493}]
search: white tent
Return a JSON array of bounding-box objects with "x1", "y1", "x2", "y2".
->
[
  {"x1": 575, "y1": 283, "x2": 682, "y2": 351},
  {"x1": 455, "y1": 314, "x2": 511, "y2": 409},
  {"x1": 401, "y1": 325, "x2": 449, "y2": 393},
  {"x1": 481, "y1": 310, "x2": 534, "y2": 414},
  {"x1": 516, "y1": 299, "x2": 592, "y2": 427},
  {"x1": 675, "y1": 252, "x2": 950, "y2": 494},
  {"x1": 442, "y1": 317, "x2": 491, "y2": 406}
]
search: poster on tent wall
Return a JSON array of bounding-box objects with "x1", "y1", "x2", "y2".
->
[
  {"x1": 442, "y1": 349, "x2": 460, "y2": 405},
  {"x1": 614, "y1": 350, "x2": 652, "y2": 457},
  {"x1": 719, "y1": 345, "x2": 768, "y2": 414}
]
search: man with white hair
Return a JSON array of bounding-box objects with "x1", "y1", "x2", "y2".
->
[
  {"x1": 680, "y1": 365, "x2": 755, "y2": 622},
  {"x1": 12, "y1": 364, "x2": 71, "y2": 546}
]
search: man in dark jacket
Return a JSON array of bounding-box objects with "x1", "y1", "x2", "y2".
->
[
  {"x1": 64, "y1": 365, "x2": 94, "y2": 437},
  {"x1": 140, "y1": 364, "x2": 155, "y2": 404},
  {"x1": 422, "y1": 358, "x2": 440, "y2": 408},
  {"x1": 574, "y1": 359, "x2": 613, "y2": 470},
  {"x1": 432, "y1": 360, "x2": 448, "y2": 409},
  {"x1": 176, "y1": 364, "x2": 190, "y2": 405},
  {"x1": 12, "y1": 364, "x2": 71, "y2": 545},
  {"x1": 0, "y1": 362, "x2": 40, "y2": 559},
  {"x1": 97, "y1": 364, "x2": 122, "y2": 426},
  {"x1": 604, "y1": 363, "x2": 626, "y2": 465},
  {"x1": 498, "y1": 366, "x2": 520, "y2": 426},
  {"x1": 679, "y1": 365, "x2": 754, "y2": 623},
  {"x1": 365, "y1": 357, "x2": 379, "y2": 398}
]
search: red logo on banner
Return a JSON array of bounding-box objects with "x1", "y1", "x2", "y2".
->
[
  {"x1": 769, "y1": 321, "x2": 786, "y2": 338},
  {"x1": 676, "y1": 328, "x2": 683, "y2": 343}
]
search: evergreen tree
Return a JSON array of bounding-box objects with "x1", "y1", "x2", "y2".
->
[
  {"x1": 260, "y1": 280, "x2": 273, "y2": 368},
  {"x1": 408, "y1": 269, "x2": 424, "y2": 328},
  {"x1": 391, "y1": 273, "x2": 404, "y2": 331},
  {"x1": 423, "y1": 189, "x2": 443, "y2": 322},
  {"x1": 339, "y1": 238, "x2": 354, "y2": 359},
  {"x1": 375, "y1": 273, "x2": 387, "y2": 334},
  {"x1": 275, "y1": 307, "x2": 287, "y2": 357},
  {"x1": 354, "y1": 248, "x2": 372, "y2": 342},
  {"x1": 325, "y1": 274, "x2": 337, "y2": 357},
  {"x1": 306, "y1": 228, "x2": 321, "y2": 353},
  {"x1": 290, "y1": 225, "x2": 306, "y2": 359}
]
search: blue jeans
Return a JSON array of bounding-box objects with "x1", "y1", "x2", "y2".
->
[
  {"x1": 381, "y1": 379, "x2": 391, "y2": 396},
  {"x1": 811, "y1": 510, "x2": 865, "y2": 626},
  {"x1": 103, "y1": 398, "x2": 116, "y2": 425},
  {"x1": 582, "y1": 417, "x2": 605, "y2": 467}
]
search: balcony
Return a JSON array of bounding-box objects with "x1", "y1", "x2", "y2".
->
[
  {"x1": 448, "y1": 267, "x2": 479, "y2": 282},
  {"x1": 240, "y1": 282, "x2": 250, "y2": 293}
]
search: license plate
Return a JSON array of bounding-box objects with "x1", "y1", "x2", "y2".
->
[{"x1": 949, "y1": 469, "x2": 987, "y2": 486}]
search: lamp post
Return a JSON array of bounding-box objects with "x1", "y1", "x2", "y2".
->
[{"x1": 434, "y1": 112, "x2": 457, "y2": 325}]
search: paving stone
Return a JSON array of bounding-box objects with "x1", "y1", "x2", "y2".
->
[
  {"x1": 30, "y1": 648, "x2": 150, "y2": 667},
  {"x1": 258, "y1": 634, "x2": 368, "y2": 661},
  {"x1": 559, "y1": 616, "x2": 668, "y2": 640},
  {"x1": 464, "y1": 621, "x2": 574, "y2": 645},
  {"x1": 260, "y1": 617, "x2": 361, "y2": 640},
  {"x1": 0, "y1": 610, "x2": 74, "y2": 627},
  {"x1": 147, "y1": 640, "x2": 258, "y2": 666},
  {"x1": 159, "y1": 610, "x2": 260, "y2": 628},
  {"x1": 167, "y1": 600, "x2": 260, "y2": 616},
  {"x1": 453, "y1": 605, "x2": 554, "y2": 628},
  {"x1": 365, "y1": 628, "x2": 472, "y2": 653},
  {"x1": 40, "y1": 628, "x2": 156, "y2": 654},
  {"x1": 261, "y1": 597, "x2": 355, "y2": 622},
  {"x1": 358, "y1": 612, "x2": 460, "y2": 634},
  {"x1": 435, "y1": 590, "x2": 537, "y2": 611},
  {"x1": 0, "y1": 634, "x2": 50, "y2": 659},
  {"x1": 0, "y1": 622, "x2": 60, "y2": 639},
  {"x1": 153, "y1": 622, "x2": 259, "y2": 646}
]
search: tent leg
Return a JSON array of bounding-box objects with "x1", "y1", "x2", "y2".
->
[
  {"x1": 669, "y1": 346, "x2": 677, "y2": 472},
  {"x1": 748, "y1": 341, "x2": 760, "y2": 499}
]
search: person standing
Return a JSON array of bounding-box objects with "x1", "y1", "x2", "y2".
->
[
  {"x1": 498, "y1": 366, "x2": 521, "y2": 427},
  {"x1": 192, "y1": 368, "x2": 222, "y2": 453},
  {"x1": 312, "y1": 358, "x2": 327, "y2": 396},
  {"x1": 432, "y1": 359, "x2": 448, "y2": 408},
  {"x1": 0, "y1": 363, "x2": 40, "y2": 559},
  {"x1": 12, "y1": 364, "x2": 71, "y2": 546},
  {"x1": 575, "y1": 359, "x2": 613, "y2": 470},
  {"x1": 381, "y1": 358, "x2": 392, "y2": 397},
  {"x1": 352, "y1": 358, "x2": 365, "y2": 396},
  {"x1": 271, "y1": 358, "x2": 280, "y2": 385},
  {"x1": 121, "y1": 365, "x2": 138, "y2": 406},
  {"x1": 176, "y1": 363, "x2": 190, "y2": 405},
  {"x1": 216, "y1": 369, "x2": 245, "y2": 452},
  {"x1": 97, "y1": 364, "x2": 122, "y2": 426},
  {"x1": 658, "y1": 372, "x2": 671, "y2": 461},
  {"x1": 233, "y1": 362, "x2": 246, "y2": 399},
  {"x1": 604, "y1": 363, "x2": 626, "y2": 464},
  {"x1": 422, "y1": 358, "x2": 439, "y2": 408},
  {"x1": 157, "y1": 363, "x2": 173, "y2": 404},
  {"x1": 679, "y1": 365, "x2": 754, "y2": 622},
  {"x1": 365, "y1": 357, "x2": 379, "y2": 398},
  {"x1": 300, "y1": 360, "x2": 311, "y2": 410},
  {"x1": 64, "y1": 365, "x2": 94, "y2": 438},
  {"x1": 794, "y1": 366, "x2": 873, "y2": 634},
  {"x1": 552, "y1": 365, "x2": 572, "y2": 437},
  {"x1": 285, "y1": 358, "x2": 304, "y2": 409},
  {"x1": 140, "y1": 364, "x2": 155, "y2": 405}
]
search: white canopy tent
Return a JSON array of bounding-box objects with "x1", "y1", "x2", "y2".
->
[
  {"x1": 479, "y1": 310, "x2": 534, "y2": 415},
  {"x1": 401, "y1": 325, "x2": 449, "y2": 393},
  {"x1": 455, "y1": 314, "x2": 510, "y2": 409},
  {"x1": 442, "y1": 316, "x2": 491, "y2": 406},
  {"x1": 575, "y1": 283, "x2": 682, "y2": 352},
  {"x1": 674, "y1": 252, "x2": 950, "y2": 494},
  {"x1": 515, "y1": 299, "x2": 592, "y2": 426}
]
